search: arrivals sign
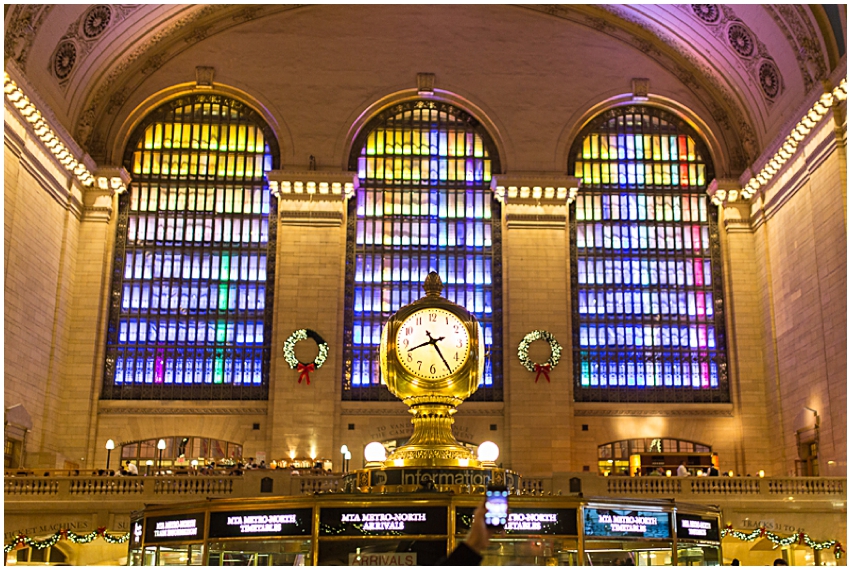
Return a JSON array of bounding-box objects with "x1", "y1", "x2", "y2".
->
[
  {"x1": 208, "y1": 508, "x2": 313, "y2": 538},
  {"x1": 319, "y1": 506, "x2": 447, "y2": 536},
  {"x1": 584, "y1": 508, "x2": 671, "y2": 539},
  {"x1": 349, "y1": 553, "x2": 417, "y2": 566},
  {"x1": 456, "y1": 507, "x2": 578, "y2": 535},
  {"x1": 676, "y1": 513, "x2": 720, "y2": 542},
  {"x1": 144, "y1": 513, "x2": 205, "y2": 544}
]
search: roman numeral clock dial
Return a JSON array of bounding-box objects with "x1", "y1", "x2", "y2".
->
[{"x1": 395, "y1": 308, "x2": 470, "y2": 381}]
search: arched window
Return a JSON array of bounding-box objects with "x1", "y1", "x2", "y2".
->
[
  {"x1": 102, "y1": 94, "x2": 279, "y2": 399},
  {"x1": 569, "y1": 106, "x2": 728, "y2": 403},
  {"x1": 343, "y1": 100, "x2": 503, "y2": 401}
]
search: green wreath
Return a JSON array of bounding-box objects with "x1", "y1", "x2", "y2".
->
[
  {"x1": 283, "y1": 329, "x2": 329, "y2": 384},
  {"x1": 517, "y1": 330, "x2": 562, "y2": 383}
]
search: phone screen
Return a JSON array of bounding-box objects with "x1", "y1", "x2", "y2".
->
[{"x1": 484, "y1": 487, "x2": 509, "y2": 529}]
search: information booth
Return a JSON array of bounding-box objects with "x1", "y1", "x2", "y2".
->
[{"x1": 129, "y1": 495, "x2": 721, "y2": 566}]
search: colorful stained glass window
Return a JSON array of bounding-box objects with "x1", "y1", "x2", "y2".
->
[
  {"x1": 570, "y1": 107, "x2": 728, "y2": 403},
  {"x1": 103, "y1": 94, "x2": 278, "y2": 399},
  {"x1": 343, "y1": 100, "x2": 503, "y2": 401}
]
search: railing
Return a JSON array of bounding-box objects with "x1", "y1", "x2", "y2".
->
[{"x1": 4, "y1": 473, "x2": 845, "y2": 503}]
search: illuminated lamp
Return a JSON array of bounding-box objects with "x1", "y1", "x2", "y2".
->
[
  {"x1": 807, "y1": 109, "x2": 822, "y2": 123},
  {"x1": 319, "y1": 182, "x2": 329, "y2": 194},
  {"x1": 665, "y1": 470, "x2": 672, "y2": 477},
  {"x1": 477, "y1": 441, "x2": 499, "y2": 465},
  {"x1": 758, "y1": 470, "x2": 765, "y2": 478},
  {"x1": 544, "y1": 186, "x2": 555, "y2": 199},
  {"x1": 364, "y1": 442, "x2": 387, "y2": 466},
  {"x1": 306, "y1": 181, "x2": 316, "y2": 194},
  {"x1": 531, "y1": 186, "x2": 542, "y2": 200},
  {"x1": 728, "y1": 470, "x2": 734, "y2": 477},
  {"x1": 519, "y1": 186, "x2": 530, "y2": 199},
  {"x1": 105, "y1": 439, "x2": 115, "y2": 470}
]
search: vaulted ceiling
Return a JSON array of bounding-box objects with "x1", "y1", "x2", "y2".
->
[{"x1": 5, "y1": 4, "x2": 845, "y2": 174}]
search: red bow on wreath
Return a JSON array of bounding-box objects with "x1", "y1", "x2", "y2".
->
[
  {"x1": 59, "y1": 529, "x2": 69, "y2": 539},
  {"x1": 96, "y1": 527, "x2": 107, "y2": 536},
  {"x1": 835, "y1": 541, "x2": 844, "y2": 557},
  {"x1": 534, "y1": 363, "x2": 551, "y2": 383},
  {"x1": 297, "y1": 363, "x2": 315, "y2": 385}
]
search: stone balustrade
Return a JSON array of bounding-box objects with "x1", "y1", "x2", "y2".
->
[{"x1": 4, "y1": 472, "x2": 844, "y2": 502}]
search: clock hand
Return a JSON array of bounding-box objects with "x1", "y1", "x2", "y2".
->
[
  {"x1": 406, "y1": 339, "x2": 432, "y2": 352},
  {"x1": 432, "y1": 343, "x2": 452, "y2": 373}
]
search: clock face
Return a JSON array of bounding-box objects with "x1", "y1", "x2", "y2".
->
[{"x1": 395, "y1": 308, "x2": 471, "y2": 381}]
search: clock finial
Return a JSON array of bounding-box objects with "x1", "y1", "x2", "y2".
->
[{"x1": 423, "y1": 271, "x2": 443, "y2": 297}]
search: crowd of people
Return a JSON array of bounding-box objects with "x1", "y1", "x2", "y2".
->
[{"x1": 13, "y1": 459, "x2": 338, "y2": 478}]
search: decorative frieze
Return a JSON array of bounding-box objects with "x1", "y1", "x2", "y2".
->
[
  {"x1": 267, "y1": 170, "x2": 358, "y2": 201},
  {"x1": 491, "y1": 174, "x2": 581, "y2": 205}
]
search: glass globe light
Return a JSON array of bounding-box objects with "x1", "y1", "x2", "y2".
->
[
  {"x1": 364, "y1": 442, "x2": 387, "y2": 463},
  {"x1": 477, "y1": 441, "x2": 499, "y2": 463}
]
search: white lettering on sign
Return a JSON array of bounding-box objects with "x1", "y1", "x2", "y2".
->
[
  {"x1": 342, "y1": 512, "x2": 426, "y2": 531},
  {"x1": 153, "y1": 519, "x2": 198, "y2": 538},
  {"x1": 504, "y1": 512, "x2": 558, "y2": 531},
  {"x1": 598, "y1": 514, "x2": 658, "y2": 533},
  {"x1": 225, "y1": 514, "x2": 298, "y2": 534},
  {"x1": 349, "y1": 553, "x2": 417, "y2": 566},
  {"x1": 682, "y1": 519, "x2": 712, "y2": 536}
]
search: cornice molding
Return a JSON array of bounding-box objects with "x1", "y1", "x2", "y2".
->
[
  {"x1": 574, "y1": 408, "x2": 734, "y2": 418},
  {"x1": 4, "y1": 112, "x2": 84, "y2": 221},
  {"x1": 279, "y1": 210, "x2": 344, "y2": 228},
  {"x1": 99, "y1": 405, "x2": 268, "y2": 415}
]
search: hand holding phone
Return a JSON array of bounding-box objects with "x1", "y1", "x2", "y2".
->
[{"x1": 484, "y1": 485, "x2": 509, "y2": 529}]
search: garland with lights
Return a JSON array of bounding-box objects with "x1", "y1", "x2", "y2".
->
[
  {"x1": 518, "y1": 330, "x2": 562, "y2": 383},
  {"x1": 721, "y1": 525, "x2": 843, "y2": 559},
  {"x1": 283, "y1": 329, "x2": 329, "y2": 385},
  {"x1": 4, "y1": 528, "x2": 129, "y2": 553}
]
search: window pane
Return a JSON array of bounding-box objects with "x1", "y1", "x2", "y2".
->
[
  {"x1": 105, "y1": 95, "x2": 278, "y2": 400},
  {"x1": 571, "y1": 108, "x2": 728, "y2": 404},
  {"x1": 344, "y1": 101, "x2": 503, "y2": 401}
]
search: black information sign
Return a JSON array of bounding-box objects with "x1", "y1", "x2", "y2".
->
[
  {"x1": 584, "y1": 508, "x2": 671, "y2": 539},
  {"x1": 144, "y1": 513, "x2": 205, "y2": 544},
  {"x1": 209, "y1": 508, "x2": 313, "y2": 538},
  {"x1": 319, "y1": 506, "x2": 447, "y2": 536},
  {"x1": 676, "y1": 513, "x2": 720, "y2": 542},
  {"x1": 456, "y1": 507, "x2": 578, "y2": 536},
  {"x1": 342, "y1": 468, "x2": 519, "y2": 491}
]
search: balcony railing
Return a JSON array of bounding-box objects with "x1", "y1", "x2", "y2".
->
[{"x1": 4, "y1": 472, "x2": 845, "y2": 503}]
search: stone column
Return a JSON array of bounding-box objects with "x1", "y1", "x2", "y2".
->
[
  {"x1": 492, "y1": 174, "x2": 580, "y2": 476},
  {"x1": 266, "y1": 171, "x2": 357, "y2": 466},
  {"x1": 708, "y1": 179, "x2": 774, "y2": 476},
  {"x1": 61, "y1": 168, "x2": 130, "y2": 469}
]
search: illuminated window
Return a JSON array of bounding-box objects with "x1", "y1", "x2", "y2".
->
[
  {"x1": 103, "y1": 94, "x2": 279, "y2": 399},
  {"x1": 570, "y1": 106, "x2": 728, "y2": 403},
  {"x1": 343, "y1": 100, "x2": 503, "y2": 401}
]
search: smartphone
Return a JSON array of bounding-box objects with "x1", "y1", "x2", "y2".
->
[{"x1": 484, "y1": 485, "x2": 509, "y2": 529}]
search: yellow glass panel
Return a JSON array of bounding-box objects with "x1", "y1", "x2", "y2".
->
[
  {"x1": 403, "y1": 130, "x2": 412, "y2": 155},
  {"x1": 474, "y1": 136, "x2": 484, "y2": 158},
  {"x1": 182, "y1": 125, "x2": 192, "y2": 149},
  {"x1": 687, "y1": 137, "x2": 696, "y2": 161},
  {"x1": 592, "y1": 163, "x2": 601, "y2": 185},
  {"x1": 143, "y1": 126, "x2": 154, "y2": 150},
  {"x1": 483, "y1": 160, "x2": 491, "y2": 181},
  {"x1": 652, "y1": 135, "x2": 661, "y2": 160},
  {"x1": 697, "y1": 164, "x2": 705, "y2": 186},
  {"x1": 584, "y1": 162, "x2": 592, "y2": 184},
  {"x1": 591, "y1": 135, "x2": 599, "y2": 160},
  {"x1": 583, "y1": 137, "x2": 591, "y2": 160},
  {"x1": 600, "y1": 162, "x2": 609, "y2": 185},
  {"x1": 236, "y1": 155, "x2": 246, "y2": 178},
  {"x1": 133, "y1": 151, "x2": 143, "y2": 174},
  {"x1": 599, "y1": 135, "x2": 608, "y2": 160},
  {"x1": 230, "y1": 125, "x2": 240, "y2": 152},
  {"x1": 402, "y1": 158, "x2": 412, "y2": 180}
]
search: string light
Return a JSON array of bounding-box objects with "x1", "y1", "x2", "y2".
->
[
  {"x1": 721, "y1": 526, "x2": 843, "y2": 559},
  {"x1": 3, "y1": 73, "x2": 95, "y2": 187},
  {"x1": 4, "y1": 529, "x2": 130, "y2": 553},
  {"x1": 732, "y1": 76, "x2": 848, "y2": 203}
]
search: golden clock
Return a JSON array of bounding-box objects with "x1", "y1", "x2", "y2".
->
[{"x1": 395, "y1": 307, "x2": 470, "y2": 382}]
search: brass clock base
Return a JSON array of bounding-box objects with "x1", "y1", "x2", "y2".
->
[{"x1": 384, "y1": 402, "x2": 480, "y2": 468}]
